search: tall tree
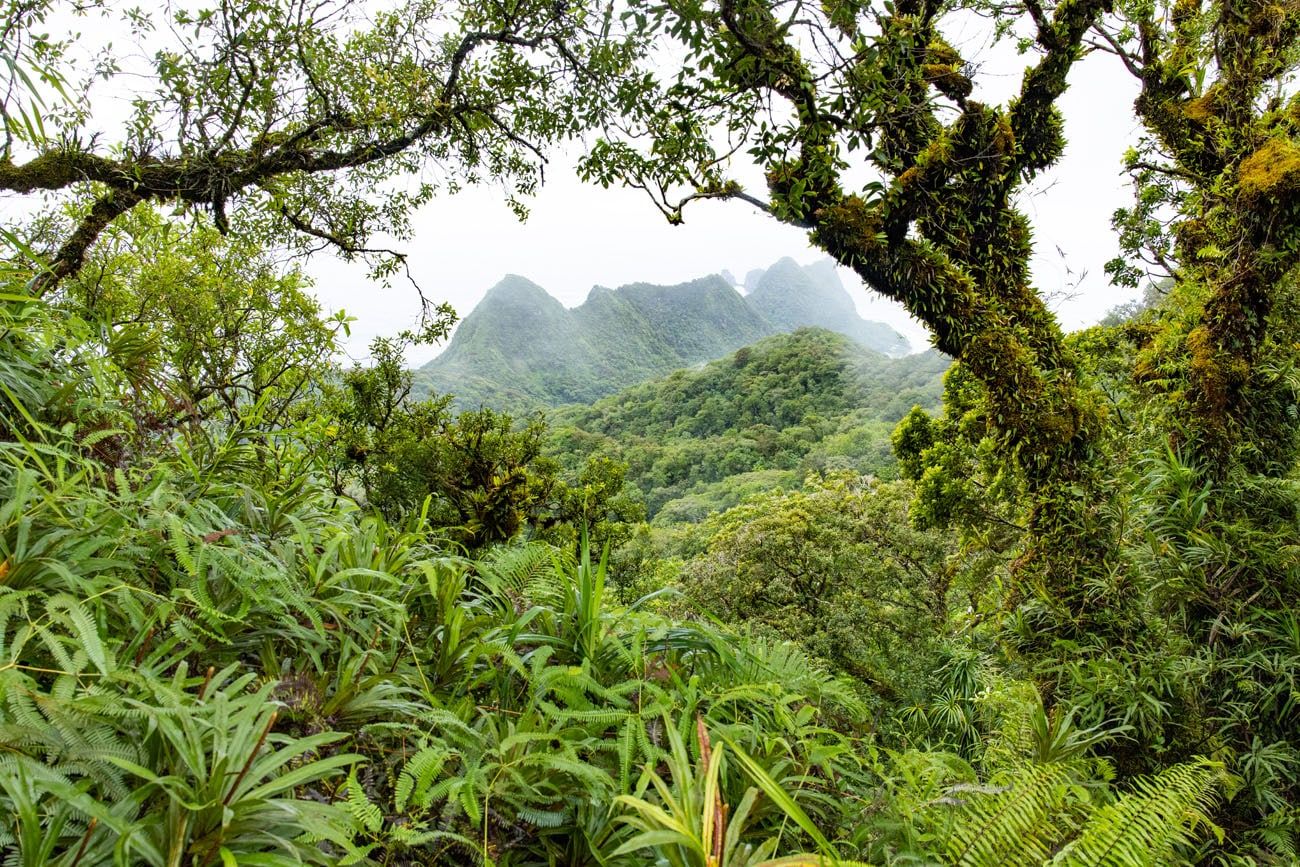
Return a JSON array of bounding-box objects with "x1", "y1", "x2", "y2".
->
[
  {"x1": 583, "y1": 0, "x2": 1122, "y2": 628},
  {"x1": 1, "y1": 0, "x2": 642, "y2": 296},
  {"x1": 1099, "y1": 0, "x2": 1300, "y2": 470},
  {"x1": 590, "y1": 0, "x2": 1300, "y2": 843},
  {"x1": 1096, "y1": 0, "x2": 1300, "y2": 838}
]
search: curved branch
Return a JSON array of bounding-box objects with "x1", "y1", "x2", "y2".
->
[
  {"x1": 32, "y1": 189, "x2": 143, "y2": 295},
  {"x1": 1089, "y1": 25, "x2": 1144, "y2": 79}
]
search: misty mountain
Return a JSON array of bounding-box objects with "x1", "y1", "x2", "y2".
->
[
  {"x1": 749, "y1": 258, "x2": 910, "y2": 357},
  {"x1": 414, "y1": 257, "x2": 911, "y2": 410}
]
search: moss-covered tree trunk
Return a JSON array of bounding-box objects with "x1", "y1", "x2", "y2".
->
[
  {"x1": 653, "y1": 0, "x2": 1125, "y2": 630},
  {"x1": 1121, "y1": 0, "x2": 1300, "y2": 461},
  {"x1": 1091, "y1": 0, "x2": 1300, "y2": 832}
]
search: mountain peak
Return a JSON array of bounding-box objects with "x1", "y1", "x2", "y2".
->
[
  {"x1": 749, "y1": 257, "x2": 910, "y2": 357},
  {"x1": 481, "y1": 274, "x2": 558, "y2": 309},
  {"x1": 805, "y1": 258, "x2": 846, "y2": 293},
  {"x1": 752, "y1": 256, "x2": 847, "y2": 306},
  {"x1": 416, "y1": 259, "x2": 911, "y2": 411}
]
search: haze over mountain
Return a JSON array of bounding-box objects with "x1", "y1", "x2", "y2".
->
[
  {"x1": 415, "y1": 257, "x2": 912, "y2": 409},
  {"x1": 749, "y1": 258, "x2": 910, "y2": 356}
]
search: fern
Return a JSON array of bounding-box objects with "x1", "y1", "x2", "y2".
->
[
  {"x1": 939, "y1": 762, "x2": 1082, "y2": 866},
  {"x1": 43, "y1": 594, "x2": 111, "y2": 676},
  {"x1": 344, "y1": 770, "x2": 385, "y2": 834},
  {"x1": 395, "y1": 745, "x2": 450, "y2": 811},
  {"x1": 1051, "y1": 759, "x2": 1224, "y2": 866},
  {"x1": 918, "y1": 757, "x2": 1226, "y2": 867}
]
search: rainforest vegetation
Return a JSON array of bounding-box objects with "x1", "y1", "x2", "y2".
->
[
  {"x1": 1, "y1": 0, "x2": 1298, "y2": 864},
  {"x1": 544, "y1": 328, "x2": 947, "y2": 517}
]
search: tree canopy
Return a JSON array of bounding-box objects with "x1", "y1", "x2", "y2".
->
[
  {"x1": 1, "y1": 0, "x2": 645, "y2": 299},
  {"x1": 579, "y1": 0, "x2": 1300, "y2": 844}
]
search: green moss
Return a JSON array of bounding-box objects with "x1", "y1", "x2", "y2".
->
[
  {"x1": 1238, "y1": 137, "x2": 1300, "y2": 199},
  {"x1": 1183, "y1": 94, "x2": 1215, "y2": 124},
  {"x1": 920, "y1": 44, "x2": 972, "y2": 103},
  {"x1": 993, "y1": 116, "x2": 1016, "y2": 155},
  {"x1": 808, "y1": 195, "x2": 885, "y2": 259},
  {"x1": 1174, "y1": 216, "x2": 1211, "y2": 253},
  {"x1": 924, "y1": 39, "x2": 962, "y2": 67}
]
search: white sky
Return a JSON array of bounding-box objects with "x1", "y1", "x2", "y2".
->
[{"x1": 311, "y1": 43, "x2": 1144, "y2": 366}]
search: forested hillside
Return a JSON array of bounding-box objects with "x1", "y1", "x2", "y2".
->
[
  {"x1": 414, "y1": 258, "x2": 910, "y2": 409},
  {"x1": 547, "y1": 328, "x2": 948, "y2": 518},
  {"x1": 747, "y1": 258, "x2": 908, "y2": 356},
  {"x1": 3, "y1": 0, "x2": 1299, "y2": 864}
]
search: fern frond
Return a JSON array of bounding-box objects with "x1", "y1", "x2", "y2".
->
[
  {"x1": 941, "y1": 762, "x2": 1081, "y2": 867},
  {"x1": 395, "y1": 745, "x2": 449, "y2": 812},
  {"x1": 343, "y1": 770, "x2": 384, "y2": 833},
  {"x1": 1052, "y1": 758, "x2": 1224, "y2": 866}
]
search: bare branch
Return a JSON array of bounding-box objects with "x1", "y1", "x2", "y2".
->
[{"x1": 1089, "y1": 25, "x2": 1145, "y2": 79}]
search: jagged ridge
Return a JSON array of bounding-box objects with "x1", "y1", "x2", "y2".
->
[{"x1": 414, "y1": 258, "x2": 911, "y2": 409}]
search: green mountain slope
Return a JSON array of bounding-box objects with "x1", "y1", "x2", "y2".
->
[
  {"x1": 607, "y1": 275, "x2": 773, "y2": 361},
  {"x1": 546, "y1": 328, "x2": 949, "y2": 519},
  {"x1": 412, "y1": 274, "x2": 600, "y2": 407},
  {"x1": 414, "y1": 259, "x2": 911, "y2": 410},
  {"x1": 749, "y1": 257, "x2": 909, "y2": 357}
]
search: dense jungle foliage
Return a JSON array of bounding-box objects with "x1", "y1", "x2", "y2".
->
[
  {"x1": 0, "y1": 208, "x2": 1236, "y2": 866},
  {"x1": 546, "y1": 329, "x2": 947, "y2": 519},
  {"x1": 2, "y1": 0, "x2": 1299, "y2": 864}
]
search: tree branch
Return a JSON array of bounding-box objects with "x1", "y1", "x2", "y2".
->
[
  {"x1": 33, "y1": 189, "x2": 143, "y2": 295},
  {"x1": 1088, "y1": 25, "x2": 1144, "y2": 79}
]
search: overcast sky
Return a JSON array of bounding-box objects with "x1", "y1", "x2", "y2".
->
[{"x1": 309, "y1": 31, "x2": 1145, "y2": 367}]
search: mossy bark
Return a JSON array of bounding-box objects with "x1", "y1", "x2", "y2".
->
[
  {"x1": 716, "y1": 0, "x2": 1122, "y2": 628},
  {"x1": 1134, "y1": 0, "x2": 1300, "y2": 473}
]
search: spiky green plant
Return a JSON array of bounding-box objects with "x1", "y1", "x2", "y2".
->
[{"x1": 614, "y1": 715, "x2": 869, "y2": 867}]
